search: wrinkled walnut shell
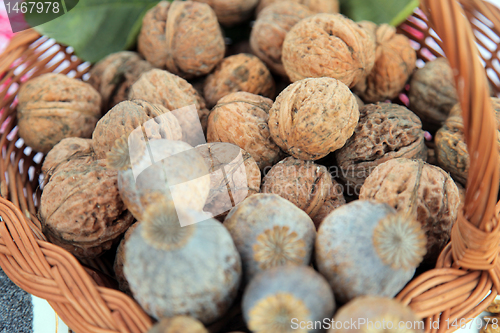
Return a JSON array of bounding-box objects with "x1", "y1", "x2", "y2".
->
[
  {"x1": 336, "y1": 103, "x2": 427, "y2": 192},
  {"x1": 42, "y1": 137, "x2": 94, "y2": 176},
  {"x1": 409, "y1": 58, "x2": 458, "y2": 129},
  {"x1": 353, "y1": 23, "x2": 417, "y2": 102},
  {"x1": 138, "y1": 1, "x2": 225, "y2": 79},
  {"x1": 269, "y1": 77, "x2": 359, "y2": 160},
  {"x1": 207, "y1": 92, "x2": 282, "y2": 170},
  {"x1": 250, "y1": 2, "x2": 313, "y2": 76},
  {"x1": 128, "y1": 69, "x2": 210, "y2": 135},
  {"x1": 203, "y1": 53, "x2": 276, "y2": 108},
  {"x1": 17, "y1": 73, "x2": 101, "y2": 154},
  {"x1": 360, "y1": 158, "x2": 460, "y2": 264},
  {"x1": 256, "y1": 0, "x2": 339, "y2": 15},
  {"x1": 311, "y1": 179, "x2": 346, "y2": 229},
  {"x1": 262, "y1": 156, "x2": 333, "y2": 219},
  {"x1": 194, "y1": 0, "x2": 259, "y2": 26},
  {"x1": 88, "y1": 52, "x2": 153, "y2": 112},
  {"x1": 282, "y1": 13, "x2": 376, "y2": 87},
  {"x1": 40, "y1": 155, "x2": 134, "y2": 258},
  {"x1": 435, "y1": 97, "x2": 500, "y2": 185}
]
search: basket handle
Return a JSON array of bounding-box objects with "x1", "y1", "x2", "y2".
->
[{"x1": 397, "y1": 0, "x2": 500, "y2": 331}]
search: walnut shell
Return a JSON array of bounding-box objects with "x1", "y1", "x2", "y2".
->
[
  {"x1": 203, "y1": 53, "x2": 276, "y2": 108},
  {"x1": 148, "y1": 316, "x2": 208, "y2": 333},
  {"x1": 40, "y1": 155, "x2": 134, "y2": 258},
  {"x1": 128, "y1": 69, "x2": 210, "y2": 135},
  {"x1": 268, "y1": 77, "x2": 359, "y2": 160},
  {"x1": 42, "y1": 137, "x2": 93, "y2": 176},
  {"x1": 435, "y1": 98, "x2": 500, "y2": 185},
  {"x1": 353, "y1": 23, "x2": 417, "y2": 102},
  {"x1": 207, "y1": 92, "x2": 282, "y2": 170},
  {"x1": 193, "y1": 0, "x2": 259, "y2": 26},
  {"x1": 256, "y1": 0, "x2": 339, "y2": 15},
  {"x1": 261, "y1": 156, "x2": 333, "y2": 219},
  {"x1": 138, "y1": 1, "x2": 225, "y2": 79},
  {"x1": 409, "y1": 58, "x2": 458, "y2": 128},
  {"x1": 335, "y1": 103, "x2": 428, "y2": 192},
  {"x1": 282, "y1": 14, "x2": 376, "y2": 87},
  {"x1": 250, "y1": 2, "x2": 313, "y2": 76},
  {"x1": 17, "y1": 73, "x2": 101, "y2": 154},
  {"x1": 113, "y1": 222, "x2": 138, "y2": 296},
  {"x1": 93, "y1": 100, "x2": 182, "y2": 161},
  {"x1": 311, "y1": 179, "x2": 346, "y2": 229},
  {"x1": 359, "y1": 158, "x2": 460, "y2": 264},
  {"x1": 195, "y1": 142, "x2": 261, "y2": 221},
  {"x1": 88, "y1": 52, "x2": 153, "y2": 112}
]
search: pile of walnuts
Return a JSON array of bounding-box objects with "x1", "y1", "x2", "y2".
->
[{"x1": 15, "y1": 0, "x2": 495, "y2": 331}]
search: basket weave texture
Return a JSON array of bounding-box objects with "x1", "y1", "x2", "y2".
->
[{"x1": 0, "y1": 0, "x2": 500, "y2": 332}]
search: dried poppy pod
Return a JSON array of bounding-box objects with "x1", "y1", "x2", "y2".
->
[
  {"x1": 256, "y1": 0, "x2": 339, "y2": 15},
  {"x1": 138, "y1": 1, "x2": 225, "y2": 79},
  {"x1": 409, "y1": 58, "x2": 458, "y2": 129},
  {"x1": 435, "y1": 98, "x2": 500, "y2": 185},
  {"x1": 88, "y1": 51, "x2": 153, "y2": 112},
  {"x1": 42, "y1": 137, "x2": 93, "y2": 176},
  {"x1": 129, "y1": 69, "x2": 210, "y2": 135},
  {"x1": 316, "y1": 200, "x2": 427, "y2": 304},
  {"x1": 224, "y1": 193, "x2": 316, "y2": 282},
  {"x1": 242, "y1": 265, "x2": 335, "y2": 333},
  {"x1": 148, "y1": 316, "x2": 208, "y2": 333},
  {"x1": 261, "y1": 156, "x2": 333, "y2": 219},
  {"x1": 40, "y1": 154, "x2": 134, "y2": 259},
  {"x1": 124, "y1": 203, "x2": 242, "y2": 323},
  {"x1": 335, "y1": 103, "x2": 427, "y2": 192},
  {"x1": 360, "y1": 158, "x2": 460, "y2": 264},
  {"x1": 17, "y1": 73, "x2": 101, "y2": 154},
  {"x1": 282, "y1": 13, "x2": 376, "y2": 87},
  {"x1": 250, "y1": 2, "x2": 313, "y2": 77},
  {"x1": 203, "y1": 54, "x2": 276, "y2": 108},
  {"x1": 113, "y1": 222, "x2": 138, "y2": 296},
  {"x1": 115, "y1": 139, "x2": 210, "y2": 221},
  {"x1": 195, "y1": 142, "x2": 261, "y2": 220},
  {"x1": 269, "y1": 77, "x2": 359, "y2": 160},
  {"x1": 193, "y1": 0, "x2": 259, "y2": 26},
  {"x1": 207, "y1": 92, "x2": 282, "y2": 170},
  {"x1": 353, "y1": 23, "x2": 417, "y2": 102},
  {"x1": 311, "y1": 179, "x2": 346, "y2": 229},
  {"x1": 329, "y1": 296, "x2": 424, "y2": 333},
  {"x1": 93, "y1": 100, "x2": 182, "y2": 161}
]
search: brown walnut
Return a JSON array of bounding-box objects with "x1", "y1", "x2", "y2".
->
[
  {"x1": 311, "y1": 179, "x2": 346, "y2": 229},
  {"x1": 42, "y1": 137, "x2": 93, "y2": 176},
  {"x1": 193, "y1": 0, "x2": 259, "y2": 26},
  {"x1": 256, "y1": 0, "x2": 339, "y2": 15},
  {"x1": 17, "y1": 73, "x2": 101, "y2": 154}
]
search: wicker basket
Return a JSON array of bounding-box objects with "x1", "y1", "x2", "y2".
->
[{"x1": 0, "y1": 0, "x2": 499, "y2": 332}]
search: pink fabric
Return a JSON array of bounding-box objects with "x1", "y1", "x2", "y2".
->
[{"x1": 0, "y1": 2, "x2": 15, "y2": 54}]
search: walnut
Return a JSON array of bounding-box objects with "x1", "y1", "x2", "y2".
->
[
  {"x1": 353, "y1": 23, "x2": 417, "y2": 102},
  {"x1": 42, "y1": 137, "x2": 93, "y2": 176},
  {"x1": 268, "y1": 77, "x2": 359, "y2": 160},
  {"x1": 113, "y1": 222, "x2": 138, "y2": 296},
  {"x1": 250, "y1": 2, "x2": 313, "y2": 77},
  {"x1": 128, "y1": 69, "x2": 210, "y2": 135},
  {"x1": 92, "y1": 100, "x2": 182, "y2": 161},
  {"x1": 195, "y1": 142, "x2": 261, "y2": 221},
  {"x1": 193, "y1": 0, "x2": 259, "y2": 26},
  {"x1": 17, "y1": 73, "x2": 101, "y2": 154},
  {"x1": 486, "y1": 300, "x2": 500, "y2": 313},
  {"x1": 138, "y1": 1, "x2": 225, "y2": 79},
  {"x1": 256, "y1": 0, "x2": 339, "y2": 15},
  {"x1": 335, "y1": 103, "x2": 427, "y2": 192},
  {"x1": 261, "y1": 156, "x2": 333, "y2": 219},
  {"x1": 435, "y1": 98, "x2": 500, "y2": 185},
  {"x1": 88, "y1": 52, "x2": 153, "y2": 112},
  {"x1": 360, "y1": 158, "x2": 460, "y2": 264},
  {"x1": 207, "y1": 92, "x2": 282, "y2": 170},
  {"x1": 203, "y1": 53, "x2": 276, "y2": 108},
  {"x1": 148, "y1": 316, "x2": 208, "y2": 333},
  {"x1": 409, "y1": 58, "x2": 458, "y2": 129},
  {"x1": 40, "y1": 154, "x2": 134, "y2": 258},
  {"x1": 311, "y1": 179, "x2": 346, "y2": 229},
  {"x1": 282, "y1": 13, "x2": 376, "y2": 87}
]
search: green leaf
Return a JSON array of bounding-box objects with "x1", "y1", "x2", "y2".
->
[
  {"x1": 339, "y1": 0, "x2": 419, "y2": 26},
  {"x1": 25, "y1": 0, "x2": 164, "y2": 64}
]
